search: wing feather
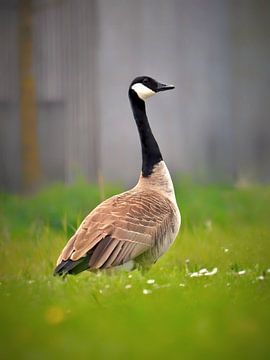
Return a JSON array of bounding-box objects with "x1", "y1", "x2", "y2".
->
[{"x1": 56, "y1": 189, "x2": 175, "y2": 270}]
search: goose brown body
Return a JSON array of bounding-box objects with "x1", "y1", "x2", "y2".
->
[
  {"x1": 56, "y1": 161, "x2": 180, "y2": 271},
  {"x1": 54, "y1": 76, "x2": 180, "y2": 276}
]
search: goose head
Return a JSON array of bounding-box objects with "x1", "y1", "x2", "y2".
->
[{"x1": 129, "y1": 76, "x2": 175, "y2": 101}]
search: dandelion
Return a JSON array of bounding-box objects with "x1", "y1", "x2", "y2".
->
[
  {"x1": 146, "y1": 279, "x2": 155, "y2": 284},
  {"x1": 142, "y1": 289, "x2": 152, "y2": 295}
]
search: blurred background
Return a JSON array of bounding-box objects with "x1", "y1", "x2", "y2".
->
[{"x1": 0, "y1": 0, "x2": 270, "y2": 193}]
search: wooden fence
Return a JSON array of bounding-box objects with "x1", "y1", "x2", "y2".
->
[{"x1": 0, "y1": 0, "x2": 269, "y2": 192}]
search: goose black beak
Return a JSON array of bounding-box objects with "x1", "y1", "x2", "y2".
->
[{"x1": 156, "y1": 83, "x2": 175, "y2": 92}]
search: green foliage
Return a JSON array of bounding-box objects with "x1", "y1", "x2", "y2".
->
[{"x1": 0, "y1": 181, "x2": 270, "y2": 359}]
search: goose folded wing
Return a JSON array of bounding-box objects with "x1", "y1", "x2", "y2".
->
[{"x1": 56, "y1": 191, "x2": 173, "y2": 269}]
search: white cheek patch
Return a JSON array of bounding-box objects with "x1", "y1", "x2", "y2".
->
[{"x1": 131, "y1": 83, "x2": 155, "y2": 100}]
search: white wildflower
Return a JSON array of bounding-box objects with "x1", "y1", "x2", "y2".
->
[
  {"x1": 189, "y1": 267, "x2": 218, "y2": 277},
  {"x1": 256, "y1": 275, "x2": 264, "y2": 281},
  {"x1": 179, "y1": 283, "x2": 186, "y2": 287},
  {"x1": 142, "y1": 289, "x2": 152, "y2": 295},
  {"x1": 146, "y1": 279, "x2": 155, "y2": 285},
  {"x1": 238, "y1": 270, "x2": 246, "y2": 275},
  {"x1": 125, "y1": 284, "x2": 132, "y2": 289},
  {"x1": 199, "y1": 268, "x2": 208, "y2": 275},
  {"x1": 267, "y1": 269, "x2": 270, "y2": 274},
  {"x1": 205, "y1": 267, "x2": 218, "y2": 276},
  {"x1": 224, "y1": 248, "x2": 229, "y2": 253},
  {"x1": 190, "y1": 272, "x2": 201, "y2": 277},
  {"x1": 128, "y1": 274, "x2": 133, "y2": 278}
]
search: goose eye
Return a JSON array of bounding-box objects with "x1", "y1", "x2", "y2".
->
[{"x1": 143, "y1": 78, "x2": 148, "y2": 84}]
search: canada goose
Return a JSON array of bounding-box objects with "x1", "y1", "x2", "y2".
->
[{"x1": 54, "y1": 76, "x2": 180, "y2": 276}]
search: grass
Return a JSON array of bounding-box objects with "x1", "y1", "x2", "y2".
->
[{"x1": 1, "y1": 179, "x2": 270, "y2": 359}]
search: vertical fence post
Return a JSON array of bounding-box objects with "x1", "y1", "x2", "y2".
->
[{"x1": 18, "y1": 0, "x2": 41, "y2": 191}]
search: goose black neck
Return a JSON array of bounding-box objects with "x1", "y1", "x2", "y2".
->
[{"x1": 129, "y1": 89, "x2": 162, "y2": 177}]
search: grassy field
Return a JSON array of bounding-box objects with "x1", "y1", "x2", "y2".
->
[{"x1": 1, "y1": 180, "x2": 270, "y2": 359}]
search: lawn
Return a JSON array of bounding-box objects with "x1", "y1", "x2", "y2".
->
[{"x1": 1, "y1": 180, "x2": 270, "y2": 359}]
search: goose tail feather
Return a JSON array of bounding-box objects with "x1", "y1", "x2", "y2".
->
[{"x1": 53, "y1": 255, "x2": 90, "y2": 276}]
